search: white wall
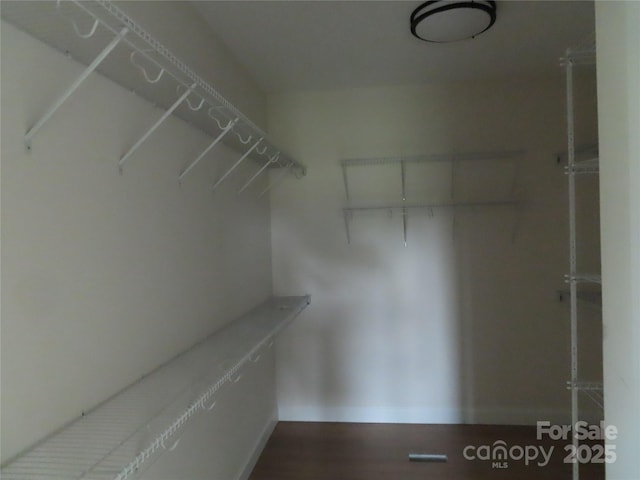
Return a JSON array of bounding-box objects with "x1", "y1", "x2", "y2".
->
[
  {"x1": 596, "y1": 2, "x2": 640, "y2": 479},
  {"x1": 0, "y1": 20, "x2": 275, "y2": 475},
  {"x1": 269, "y1": 75, "x2": 601, "y2": 425}
]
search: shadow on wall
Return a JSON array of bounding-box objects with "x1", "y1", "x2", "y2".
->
[
  {"x1": 272, "y1": 78, "x2": 601, "y2": 427},
  {"x1": 274, "y1": 150, "x2": 578, "y2": 425}
]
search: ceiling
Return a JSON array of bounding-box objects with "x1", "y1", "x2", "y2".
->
[{"x1": 192, "y1": 0, "x2": 595, "y2": 94}]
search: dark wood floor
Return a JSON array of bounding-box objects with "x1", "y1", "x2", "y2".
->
[{"x1": 249, "y1": 422, "x2": 605, "y2": 480}]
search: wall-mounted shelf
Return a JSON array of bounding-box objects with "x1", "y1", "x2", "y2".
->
[
  {"x1": 558, "y1": 288, "x2": 602, "y2": 308},
  {"x1": 1, "y1": 0, "x2": 305, "y2": 192},
  {"x1": 566, "y1": 273, "x2": 602, "y2": 284},
  {"x1": 557, "y1": 145, "x2": 599, "y2": 174},
  {"x1": 0, "y1": 296, "x2": 310, "y2": 480},
  {"x1": 343, "y1": 199, "x2": 521, "y2": 245},
  {"x1": 340, "y1": 150, "x2": 523, "y2": 203},
  {"x1": 340, "y1": 151, "x2": 524, "y2": 244},
  {"x1": 567, "y1": 381, "x2": 604, "y2": 409}
]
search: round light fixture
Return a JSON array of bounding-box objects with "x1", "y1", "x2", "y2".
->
[{"x1": 410, "y1": 1, "x2": 497, "y2": 43}]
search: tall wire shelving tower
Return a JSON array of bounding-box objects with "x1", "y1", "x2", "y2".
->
[{"x1": 562, "y1": 43, "x2": 603, "y2": 480}]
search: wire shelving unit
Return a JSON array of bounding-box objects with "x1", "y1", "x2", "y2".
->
[
  {"x1": 340, "y1": 151, "x2": 524, "y2": 244},
  {"x1": 562, "y1": 45, "x2": 602, "y2": 480},
  {"x1": 0, "y1": 296, "x2": 310, "y2": 480},
  {"x1": 0, "y1": 0, "x2": 305, "y2": 193}
]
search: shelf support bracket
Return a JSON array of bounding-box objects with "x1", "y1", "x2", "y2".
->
[
  {"x1": 179, "y1": 117, "x2": 238, "y2": 181},
  {"x1": 24, "y1": 27, "x2": 129, "y2": 150},
  {"x1": 401, "y1": 160, "x2": 407, "y2": 246},
  {"x1": 403, "y1": 208, "x2": 408, "y2": 246},
  {"x1": 258, "y1": 162, "x2": 293, "y2": 198},
  {"x1": 212, "y1": 137, "x2": 263, "y2": 192},
  {"x1": 342, "y1": 163, "x2": 351, "y2": 203},
  {"x1": 238, "y1": 152, "x2": 279, "y2": 194},
  {"x1": 343, "y1": 209, "x2": 352, "y2": 245},
  {"x1": 119, "y1": 83, "x2": 197, "y2": 170}
]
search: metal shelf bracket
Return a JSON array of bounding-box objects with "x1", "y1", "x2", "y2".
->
[
  {"x1": 259, "y1": 162, "x2": 294, "y2": 199},
  {"x1": 238, "y1": 152, "x2": 280, "y2": 194},
  {"x1": 24, "y1": 27, "x2": 129, "y2": 150},
  {"x1": 119, "y1": 83, "x2": 197, "y2": 170},
  {"x1": 179, "y1": 117, "x2": 239, "y2": 182},
  {"x1": 212, "y1": 137, "x2": 263, "y2": 192}
]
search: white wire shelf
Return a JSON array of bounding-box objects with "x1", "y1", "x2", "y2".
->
[
  {"x1": 340, "y1": 150, "x2": 524, "y2": 245},
  {"x1": 557, "y1": 145, "x2": 599, "y2": 174},
  {"x1": 340, "y1": 150, "x2": 523, "y2": 203},
  {"x1": 340, "y1": 150, "x2": 524, "y2": 168},
  {"x1": 342, "y1": 199, "x2": 521, "y2": 245},
  {"x1": 566, "y1": 274, "x2": 602, "y2": 284},
  {"x1": 1, "y1": 0, "x2": 305, "y2": 189},
  {"x1": 0, "y1": 295, "x2": 310, "y2": 480},
  {"x1": 566, "y1": 158, "x2": 599, "y2": 174},
  {"x1": 567, "y1": 381, "x2": 604, "y2": 409},
  {"x1": 560, "y1": 47, "x2": 596, "y2": 67},
  {"x1": 343, "y1": 200, "x2": 521, "y2": 214},
  {"x1": 558, "y1": 288, "x2": 602, "y2": 308}
]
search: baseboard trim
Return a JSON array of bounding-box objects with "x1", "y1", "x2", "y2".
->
[
  {"x1": 278, "y1": 406, "x2": 575, "y2": 426},
  {"x1": 237, "y1": 413, "x2": 278, "y2": 480}
]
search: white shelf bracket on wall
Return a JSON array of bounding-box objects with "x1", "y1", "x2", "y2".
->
[
  {"x1": 259, "y1": 162, "x2": 294, "y2": 199},
  {"x1": 342, "y1": 164, "x2": 351, "y2": 204},
  {"x1": 179, "y1": 117, "x2": 239, "y2": 182},
  {"x1": 566, "y1": 381, "x2": 604, "y2": 409},
  {"x1": 342, "y1": 200, "x2": 521, "y2": 245},
  {"x1": 24, "y1": 26, "x2": 129, "y2": 150},
  {"x1": 400, "y1": 160, "x2": 408, "y2": 245},
  {"x1": 339, "y1": 151, "x2": 524, "y2": 245},
  {"x1": 238, "y1": 152, "x2": 280, "y2": 194},
  {"x1": 343, "y1": 210, "x2": 353, "y2": 244},
  {"x1": 211, "y1": 137, "x2": 263, "y2": 192},
  {"x1": 119, "y1": 83, "x2": 197, "y2": 170},
  {"x1": 4, "y1": 0, "x2": 306, "y2": 187}
]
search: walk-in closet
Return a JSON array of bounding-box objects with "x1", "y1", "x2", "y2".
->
[{"x1": 1, "y1": 2, "x2": 638, "y2": 480}]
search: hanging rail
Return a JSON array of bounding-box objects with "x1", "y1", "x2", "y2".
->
[{"x1": 6, "y1": 0, "x2": 306, "y2": 188}]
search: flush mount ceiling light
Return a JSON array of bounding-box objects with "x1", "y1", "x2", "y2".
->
[{"x1": 410, "y1": 1, "x2": 497, "y2": 43}]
